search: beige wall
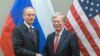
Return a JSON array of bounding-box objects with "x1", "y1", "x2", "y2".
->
[
  {"x1": 0, "y1": 0, "x2": 73, "y2": 56},
  {"x1": 51, "y1": 0, "x2": 73, "y2": 14},
  {"x1": 0, "y1": 0, "x2": 14, "y2": 34}
]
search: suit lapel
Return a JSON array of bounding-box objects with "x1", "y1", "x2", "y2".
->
[
  {"x1": 22, "y1": 24, "x2": 36, "y2": 45},
  {"x1": 50, "y1": 33, "x2": 55, "y2": 55},
  {"x1": 32, "y1": 28, "x2": 38, "y2": 47}
]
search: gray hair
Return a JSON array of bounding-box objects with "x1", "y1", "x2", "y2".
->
[
  {"x1": 23, "y1": 7, "x2": 35, "y2": 15},
  {"x1": 52, "y1": 12, "x2": 67, "y2": 22}
]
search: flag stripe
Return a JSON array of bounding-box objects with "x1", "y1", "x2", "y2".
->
[
  {"x1": 70, "y1": 4, "x2": 100, "y2": 55},
  {"x1": 74, "y1": 0, "x2": 100, "y2": 49},
  {"x1": 67, "y1": 10, "x2": 96, "y2": 56},
  {"x1": 94, "y1": 15, "x2": 100, "y2": 28},
  {"x1": 1, "y1": 15, "x2": 15, "y2": 56},
  {"x1": 78, "y1": 38, "x2": 90, "y2": 56},
  {"x1": 30, "y1": 0, "x2": 54, "y2": 52},
  {"x1": 90, "y1": 18, "x2": 100, "y2": 39},
  {"x1": 80, "y1": 52, "x2": 83, "y2": 56},
  {"x1": 11, "y1": 0, "x2": 32, "y2": 26},
  {"x1": 1, "y1": 0, "x2": 47, "y2": 55},
  {"x1": 31, "y1": 0, "x2": 54, "y2": 37},
  {"x1": 65, "y1": 18, "x2": 90, "y2": 56},
  {"x1": 11, "y1": 0, "x2": 46, "y2": 53}
]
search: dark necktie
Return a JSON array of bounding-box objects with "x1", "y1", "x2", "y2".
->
[
  {"x1": 29, "y1": 27, "x2": 36, "y2": 44},
  {"x1": 54, "y1": 33, "x2": 59, "y2": 54}
]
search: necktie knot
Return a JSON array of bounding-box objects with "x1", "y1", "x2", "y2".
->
[
  {"x1": 29, "y1": 27, "x2": 33, "y2": 31},
  {"x1": 56, "y1": 33, "x2": 59, "y2": 36}
]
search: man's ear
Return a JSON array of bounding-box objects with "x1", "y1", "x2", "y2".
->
[
  {"x1": 23, "y1": 14, "x2": 25, "y2": 19},
  {"x1": 23, "y1": 16, "x2": 25, "y2": 20}
]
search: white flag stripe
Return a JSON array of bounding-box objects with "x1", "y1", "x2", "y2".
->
[
  {"x1": 94, "y1": 15, "x2": 100, "y2": 28},
  {"x1": 94, "y1": 16, "x2": 100, "y2": 49},
  {"x1": 80, "y1": 51, "x2": 83, "y2": 56},
  {"x1": 67, "y1": 10, "x2": 96, "y2": 56},
  {"x1": 74, "y1": 0, "x2": 100, "y2": 48},
  {"x1": 31, "y1": 0, "x2": 54, "y2": 37}
]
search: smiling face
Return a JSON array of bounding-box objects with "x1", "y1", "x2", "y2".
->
[
  {"x1": 23, "y1": 7, "x2": 36, "y2": 26},
  {"x1": 52, "y1": 15, "x2": 65, "y2": 33}
]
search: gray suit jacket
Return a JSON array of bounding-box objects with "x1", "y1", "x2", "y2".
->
[
  {"x1": 12, "y1": 24, "x2": 39, "y2": 56},
  {"x1": 43, "y1": 29, "x2": 80, "y2": 56}
]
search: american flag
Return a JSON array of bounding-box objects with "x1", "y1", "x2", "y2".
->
[{"x1": 66, "y1": 0, "x2": 100, "y2": 56}]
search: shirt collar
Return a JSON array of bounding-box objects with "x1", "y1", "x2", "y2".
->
[
  {"x1": 55, "y1": 28, "x2": 64, "y2": 36},
  {"x1": 24, "y1": 21, "x2": 34, "y2": 29}
]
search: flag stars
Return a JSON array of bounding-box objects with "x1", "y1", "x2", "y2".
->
[
  {"x1": 85, "y1": 6, "x2": 88, "y2": 10},
  {"x1": 90, "y1": 8, "x2": 93, "y2": 11},
  {"x1": 96, "y1": 10, "x2": 99, "y2": 13},
  {"x1": 90, "y1": 2, "x2": 94, "y2": 5},
  {"x1": 79, "y1": 0, "x2": 100, "y2": 18},
  {"x1": 81, "y1": 0, "x2": 84, "y2": 2},
  {"x1": 89, "y1": 14, "x2": 92, "y2": 17},
  {"x1": 96, "y1": 4, "x2": 100, "y2": 7},
  {"x1": 86, "y1": 0, "x2": 89, "y2": 4}
]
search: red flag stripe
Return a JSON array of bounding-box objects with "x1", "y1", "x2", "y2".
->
[
  {"x1": 65, "y1": 18, "x2": 90, "y2": 56},
  {"x1": 65, "y1": 19, "x2": 74, "y2": 32},
  {"x1": 78, "y1": 37, "x2": 90, "y2": 56},
  {"x1": 73, "y1": 0, "x2": 100, "y2": 48},
  {"x1": 1, "y1": 15, "x2": 15, "y2": 56},
  {"x1": 90, "y1": 18, "x2": 100, "y2": 39},
  {"x1": 70, "y1": 4, "x2": 100, "y2": 55},
  {"x1": 67, "y1": 10, "x2": 96, "y2": 55}
]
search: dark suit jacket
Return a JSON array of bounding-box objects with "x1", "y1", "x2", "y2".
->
[
  {"x1": 12, "y1": 24, "x2": 39, "y2": 56},
  {"x1": 43, "y1": 29, "x2": 80, "y2": 56}
]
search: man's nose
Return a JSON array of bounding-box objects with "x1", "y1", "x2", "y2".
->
[
  {"x1": 30, "y1": 15, "x2": 34, "y2": 18},
  {"x1": 55, "y1": 21, "x2": 58, "y2": 24}
]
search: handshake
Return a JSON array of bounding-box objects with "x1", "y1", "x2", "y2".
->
[{"x1": 36, "y1": 53, "x2": 43, "y2": 56}]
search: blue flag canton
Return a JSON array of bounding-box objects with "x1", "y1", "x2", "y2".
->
[{"x1": 78, "y1": 0, "x2": 100, "y2": 19}]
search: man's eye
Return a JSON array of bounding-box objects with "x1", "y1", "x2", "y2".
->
[
  {"x1": 27, "y1": 14, "x2": 35, "y2": 16},
  {"x1": 53, "y1": 21, "x2": 60, "y2": 23}
]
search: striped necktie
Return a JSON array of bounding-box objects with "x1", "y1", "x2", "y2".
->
[{"x1": 54, "y1": 33, "x2": 59, "y2": 54}]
